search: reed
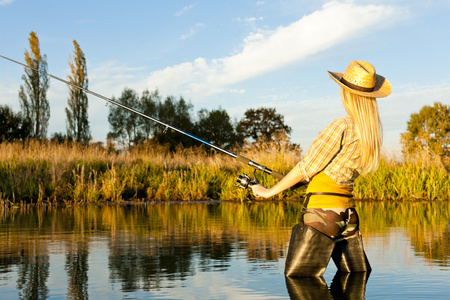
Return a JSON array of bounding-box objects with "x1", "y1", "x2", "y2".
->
[
  {"x1": 354, "y1": 151, "x2": 450, "y2": 201},
  {"x1": 0, "y1": 139, "x2": 448, "y2": 203}
]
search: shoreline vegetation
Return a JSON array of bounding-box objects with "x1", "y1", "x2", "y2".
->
[{"x1": 0, "y1": 138, "x2": 449, "y2": 204}]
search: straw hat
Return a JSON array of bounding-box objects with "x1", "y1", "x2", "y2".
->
[{"x1": 328, "y1": 61, "x2": 391, "y2": 98}]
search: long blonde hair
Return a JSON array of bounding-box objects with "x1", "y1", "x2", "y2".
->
[{"x1": 340, "y1": 88, "x2": 382, "y2": 174}]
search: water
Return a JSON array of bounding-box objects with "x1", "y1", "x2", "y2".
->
[{"x1": 0, "y1": 201, "x2": 449, "y2": 299}]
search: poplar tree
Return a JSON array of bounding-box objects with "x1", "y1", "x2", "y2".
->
[
  {"x1": 66, "y1": 40, "x2": 90, "y2": 143},
  {"x1": 19, "y1": 31, "x2": 50, "y2": 140}
]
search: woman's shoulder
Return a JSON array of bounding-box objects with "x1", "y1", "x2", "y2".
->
[
  {"x1": 329, "y1": 115, "x2": 354, "y2": 130},
  {"x1": 317, "y1": 116, "x2": 352, "y2": 138}
]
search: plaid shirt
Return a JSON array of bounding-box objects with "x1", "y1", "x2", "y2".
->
[{"x1": 296, "y1": 115, "x2": 361, "y2": 186}]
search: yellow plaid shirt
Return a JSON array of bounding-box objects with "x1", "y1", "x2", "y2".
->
[{"x1": 296, "y1": 115, "x2": 361, "y2": 187}]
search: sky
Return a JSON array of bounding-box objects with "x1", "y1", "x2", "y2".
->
[{"x1": 0, "y1": 0, "x2": 449, "y2": 152}]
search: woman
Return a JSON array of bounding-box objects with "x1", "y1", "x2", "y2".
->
[{"x1": 251, "y1": 60, "x2": 391, "y2": 277}]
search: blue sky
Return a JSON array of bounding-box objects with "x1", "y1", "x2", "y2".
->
[{"x1": 1, "y1": 0, "x2": 449, "y2": 152}]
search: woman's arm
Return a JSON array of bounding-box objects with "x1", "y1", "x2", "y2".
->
[
  {"x1": 251, "y1": 118, "x2": 347, "y2": 199},
  {"x1": 251, "y1": 166, "x2": 305, "y2": 198}
]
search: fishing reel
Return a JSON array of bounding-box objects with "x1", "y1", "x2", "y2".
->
[{"x1": 234, "y1": 169, "x2": 259, "y2": 189}]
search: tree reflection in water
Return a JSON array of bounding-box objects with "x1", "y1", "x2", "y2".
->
[
  {"x1": 0, "y1": 201, "x2": 448, "y2": 299},
  {"x1": 65, "y1": 240, "x2": 89, "y2": 299},
  {"x1": 17, "y1": 251, "x2": 49, "y2": 299}
]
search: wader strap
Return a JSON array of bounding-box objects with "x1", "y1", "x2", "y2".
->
[
  {"x1": 299, "y1": 192, "x2": 353, "y2": 224},
  {"x1": 299, "y1": 193, "x2": 312, "y2": 225}
]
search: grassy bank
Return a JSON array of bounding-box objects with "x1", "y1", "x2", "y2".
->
[{"x1": 0, "y1": 140, "x2": 448, "y2": 203}]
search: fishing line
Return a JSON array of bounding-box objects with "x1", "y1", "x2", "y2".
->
[{"x1": 0, "y1": 54, "x2": 292, "y2": 188}]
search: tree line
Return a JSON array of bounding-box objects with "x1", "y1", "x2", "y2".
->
[
  {"x1": 107, "y1": 88, "x2": 292, "y2": 149},
  {"x1": 1, "y1": 31, "x2": 449, "y2": 163},
  {"x1": 1, "y1": 31, "x2": 292, "y2": 149}
]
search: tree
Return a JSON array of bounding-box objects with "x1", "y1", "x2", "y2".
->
[
  {"x1": 66, "y1": 40, "x2": 90, "y2": 143},
  {"x1": 194, "y1": 107, "x2": 243, "y2": 149},
  {"x1": 108, "y1": 88, "x2": 141, "y2": 146},
  {"x1": 401, "y1": 102, "x2": 450, "y2": 160},
  {"x1": 154, "y1": 96, "x2": 194, "y2": 147},
  {"x1": 50, "y1": 132, "x2": 72, "y2": 143},
  {"x1": 108, "y1": 89, "x2": 195, "y2": 147},
  {"x1": 0, "y1": 105, "x2": 32, "y2": 142},
  {"x1": 139, "y1": 89, "x2": 160, "y2": 139},
  {"x1": 19, "y1": 31, "x2": 50, "y2": 140},
  {"x1": 237, "y1": 107, "x2": 292, "y2": 142}
]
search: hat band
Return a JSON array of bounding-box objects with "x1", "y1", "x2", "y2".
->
[{"x1": 341, "y1": 78, "x2": 374, "y2": 93}]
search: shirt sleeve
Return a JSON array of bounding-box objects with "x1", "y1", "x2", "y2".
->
[{"x1": 297, "y1": 118, "x2": 346, "y2": 181}]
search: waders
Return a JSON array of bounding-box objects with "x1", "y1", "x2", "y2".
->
[
  {"x1": 285, "y1": 193, "x2": 371, "y2": 277},
  {"x1": 332, "y1": 234, "x2": 371, "y2": 272},
  {"x1": 285, "y1": 271, "x2": 370, "y2": 299}
]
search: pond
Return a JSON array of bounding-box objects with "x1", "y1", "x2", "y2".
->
[{"x1": 0, "y1": 201, "x2": 449, "y2": 299}]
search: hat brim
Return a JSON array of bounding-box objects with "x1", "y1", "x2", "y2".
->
[{"x1": 328, "y1": 71, "x2": 391, "y2": 98}]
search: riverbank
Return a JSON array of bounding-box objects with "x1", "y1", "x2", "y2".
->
[{"x1": 0, "y1": 140, "x2": 448, "y2": 203}]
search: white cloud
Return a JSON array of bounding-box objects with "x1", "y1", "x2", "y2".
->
[
  {"x1": 89, "y1": 61, "x2": 145, "y2": 96},
  {"x1": 174, "y1": 4, "x2": 195, "y2": 17},
  {"x1": 143, "y1": 1, "x2": 401, "y2": 101},
  {"x1": 0, "y1": 0, "x2": 15, "y2": 5},
  {"x1": 236, "y1": 16, "x2": 264, "y2": 24},
  {"x1": 229, "y1": 89, "x2": 246, "y2": 94},
  {"x1": 181, "y1": 23, "x2": 204, "y2": 40}
]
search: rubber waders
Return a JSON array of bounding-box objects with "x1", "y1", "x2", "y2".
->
[
  {"x1": 331, "y1": 235, "x2": 372, "y2": 273},
  {"x1": 284, "y1": 223, "x2": 336, "y2": 277},
  {"x1": 284, "y1": 192, "x2": 371, "y2": 277}
]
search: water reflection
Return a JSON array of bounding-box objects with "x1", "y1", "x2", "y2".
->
[
  {"x1": 286, "y1": 271, "x2": 370, "y2": 299},
  {"x1": 17, "y1": 252, "x2": 50, "y2": 299},
  {"x1": 65, "y1": 240, "x2": 89, "y2": 299},
  {"x1": 108, "y1": 233, "x2": 199, "y2": 291},
  {"x1": 0, "y1": 201, "x2": 448, "y2": 299},
  {"x1": 359, "y1": 201, "x2": 450, "y2": 267}
]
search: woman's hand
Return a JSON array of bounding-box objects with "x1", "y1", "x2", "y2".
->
[
  {"x1": 250, "y1": 166, "x2": 306, "y2": 199},
  {"x1": 251, "y1": 184, "x2": 272, "y2": 199}
]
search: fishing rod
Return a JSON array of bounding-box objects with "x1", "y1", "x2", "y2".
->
[{"x1": 0, "y1": 54, "x2": 290, "y2": 189}]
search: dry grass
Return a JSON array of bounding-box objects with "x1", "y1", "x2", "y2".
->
[{"x1": 0, "y1": 138, "x2": 448, "y2": 203}]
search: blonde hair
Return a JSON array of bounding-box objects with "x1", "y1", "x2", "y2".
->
[{"x1": 340, "y1": 88, "x2": 382, "y2": 174}]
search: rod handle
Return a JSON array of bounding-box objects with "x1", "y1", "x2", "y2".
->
[
  {"x1": 236, "y1": 154, "x2": 250, "y2": 165},
  {"x1": 270, "y1": 170, "x2": 285, "y2": 180},
  {"x1": 236, "y1": 154, "x2": 285, "y2": 180}
]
